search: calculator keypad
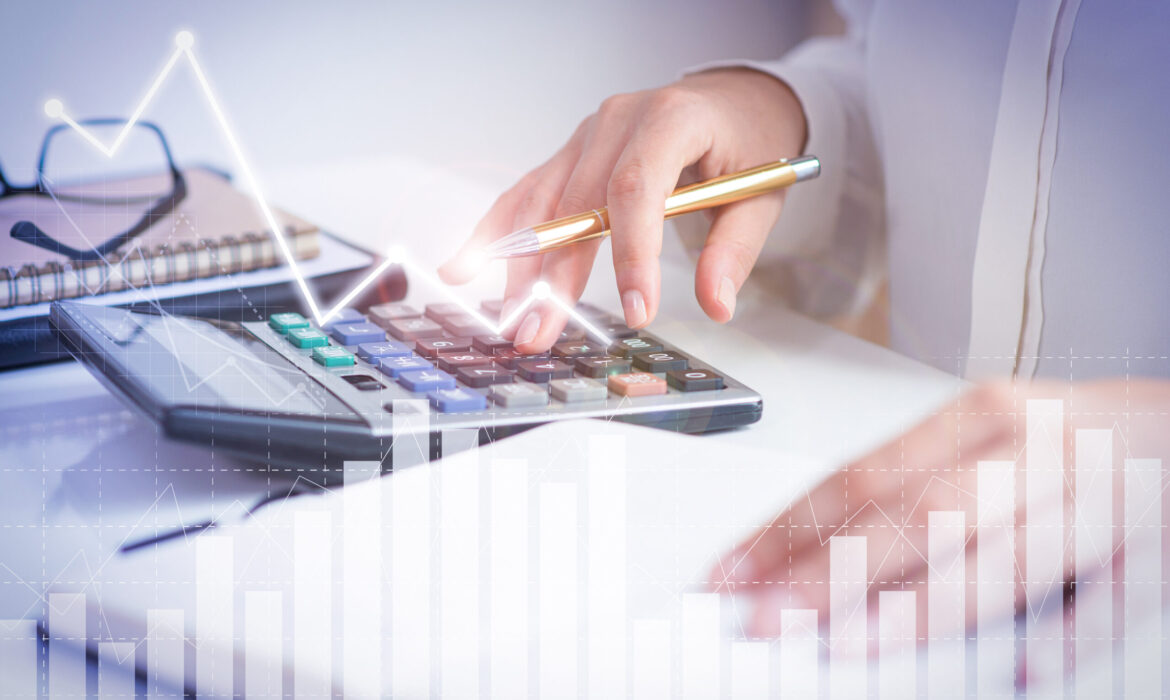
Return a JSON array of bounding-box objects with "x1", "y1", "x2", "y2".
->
[{"x1": 265, "y1": 302, "x2": 736, "y2": 419}]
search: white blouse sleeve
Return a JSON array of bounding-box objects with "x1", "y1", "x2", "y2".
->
[{"x1": 679, "y1": 0, "x2": 886, "y2": 319}]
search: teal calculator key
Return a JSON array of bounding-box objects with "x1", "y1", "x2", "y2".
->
[
  {"x1": 312, "y1": 346, "x2": 355, "y2": 367},
  {"x1": 288, "y1": 327, "x2": 329, "y2": 348},
  {"x1": 268, "y1": 312, "x2": 310, "y2": 334}
]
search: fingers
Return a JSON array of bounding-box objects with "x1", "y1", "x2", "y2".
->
[
  {"x1": 694, "y1": 194, "x2": 785, "y2": 322},
  {"x1": 512, "y1": 102, "x2": 638, "y2": 352},
  {"x1": 607, "y1": 89, "x2": 712, "y2": 328},
  {"x1": 439, "y1": 119, "x2": 590, "y2": 286}
]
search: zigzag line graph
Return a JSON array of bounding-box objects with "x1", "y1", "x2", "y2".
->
[{"x1": 43, "y1": 30, "x2": 611, "y2": 345}]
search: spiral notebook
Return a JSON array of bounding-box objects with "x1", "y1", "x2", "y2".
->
[{"x1": 0, "y1": 167, "x2": 320, "y2": 308}]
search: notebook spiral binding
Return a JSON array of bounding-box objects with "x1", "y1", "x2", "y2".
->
[{"x1": 0, "y1": 225, "x2": 315, "y2": 309}]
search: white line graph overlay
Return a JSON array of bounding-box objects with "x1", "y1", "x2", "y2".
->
[{"x1": 44, "y1": 30, "x2": 611, "y2": 345}]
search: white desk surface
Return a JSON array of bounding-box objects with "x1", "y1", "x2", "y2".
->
[{"x1": 0, "y1": 156, "x2": 966, "y2": 691}]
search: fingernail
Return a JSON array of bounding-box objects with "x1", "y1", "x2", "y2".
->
[
  {"x1": 622, "y1": 289, "x2": 647, "y2": 328},
  {"x1": 514, "y1": 311, "x2": 541, "y2": 346},
  {"x1": 717, "y1": 276, "x2": 737, "y2": 319}
]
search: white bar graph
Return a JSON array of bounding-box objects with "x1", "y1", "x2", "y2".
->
[
  {"x1": 391, "y1": 398, "x2": 431, "y2": 469},
  {"x1": 244, "y1": 591, "x2": 283, "y2": 699},
  {"x1": 632, "y1": 619, "x2": 672, "y2": 699},
  {"x1": 48, "y1": 592, "x2": 86, "y2": 700},
  {"x1": 1124, "y1": 457, "x2": 1162, "y2": 698},
  {"x1": 293, "y1": 510, "x2": 332, "y2": 699},
  {"x1": 730, "y1": 641, "x2": 770, "y2": 700},
  {"x1": 587, "y1": 434, "x2": 628, "y2": 699},
  {"x1": 1074, "y1": 429, "x2": 1113, "y2": 698},
  {"x1": 681, "y1": 593, "x2": 720, "y2": 698},
  {"x1": 146, "y1": 609, "x2": 184, "y2": 699},
  {"x1": 928, "y1": 511, "x2": 965, "y2": 698},
  {"x1": 0, "y1": 619, "x2": 37, "y2": 698},
  {"x1": 490, "y1": 458, "x2": 530, "y2": 699},
  {"x1": 98, "y1": 642, "x2": 135, "y2": 700},
  {"x1": 440, "y1": 449, "x2": 481, "y2": 698},
  {"x1": 390, "y1": 461, "x2": 433, "y2": 697},
  {"x1": 878, "y1": 591, "x2": 916, "y2": 699},
  {"x1": 343, "y1": 460, "x2": 383, "y2": 698},
  {"x1": 779, "y1": 609, "x2": 818, "y2": 700},
  {"x1": 829, "y1": 536, "x2": 867, "y2": 700},
  {"x1": 195, "y1": 536, "x2": 234, "y2": 699},
  {"x1": 540, "y1": 482, "x2": 579, "y2": 698},
  {"x1": 977, "y1": 459, "x2": 1016, "y2": 698},
  {"x1": 1025, "y1": 399, "x2": 1064, "y2": 697}
]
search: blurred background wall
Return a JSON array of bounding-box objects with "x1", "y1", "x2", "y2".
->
[{"x1": 0, "y1": 1, "x2": 833, "y2": 185}]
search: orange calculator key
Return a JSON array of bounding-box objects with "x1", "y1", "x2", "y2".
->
[{"x1": 607, "y1": 371, "x2": 667, "y2": 397}]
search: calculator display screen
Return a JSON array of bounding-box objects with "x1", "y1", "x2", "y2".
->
[{"x1": 89, "y1": 308, "x2": 360, "y2": 421}]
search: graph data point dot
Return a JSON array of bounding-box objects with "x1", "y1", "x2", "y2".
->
[
  {"x1": 385, "y1": 245, "x2": 406, "y2": 264},
  {"x1": 175, "y1": 31, "x2": 194, "y2": 49},
  {"x1": 532, "y1": 280, "x2": 551, "y2": 299},
  {"x1": 43, "y1": 99, "x2": 63, "y2": 118}
]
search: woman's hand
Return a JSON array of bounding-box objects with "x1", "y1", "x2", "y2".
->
[
  {"x1": 714, "y1": 378, "x2": 1170, "y2": 639},
  {"x1": 438, "y1": 68, "x2": 807, "y2": 353}
]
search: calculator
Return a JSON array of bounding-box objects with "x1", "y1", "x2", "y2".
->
[{"x1": 50, "y1": 297, "x2": 762, "y2": 468}]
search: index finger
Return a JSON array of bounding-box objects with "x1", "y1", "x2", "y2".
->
[{"x1": 606, "y1": 89, "x2": 712, "y2": 328}]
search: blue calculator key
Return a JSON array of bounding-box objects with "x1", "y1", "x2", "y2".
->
[
  {"x1": 321, "y1": 308, "x2": 366, "y2": 331},
  {"x1": 398, "y1": 368, "x2": 457, "y2": 392},
  {"x1": 428, "y1": 387, "x2": 487, "y2": 413},
  {"x1": 357, "y1": 340, "x2": 412, "y2": 360},
  {"x1": 331, "y1": 321, "x2": 386, "y2": 345},
  {"x1": 377, "y1": 354, "x2": 433, "y2": 377}
]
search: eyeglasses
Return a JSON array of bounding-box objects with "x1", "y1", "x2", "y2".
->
[{"x1": 0, "y1": 118, "x2": 187, "y2": 262}]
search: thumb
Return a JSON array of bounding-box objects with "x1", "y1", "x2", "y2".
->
[{"x1": 693, "y1": 193, "x2": 784, "y2": 322}]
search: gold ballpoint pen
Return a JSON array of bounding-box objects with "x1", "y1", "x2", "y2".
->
[{"x1": 484, "y1": 155, "x2": 820, "y2": 258}]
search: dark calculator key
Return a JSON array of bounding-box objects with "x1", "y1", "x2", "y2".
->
[
  {"x1": 553, "y1": 340, "x2": 609, "y2": 358},
  {"x1": 456, "y1": 364, "x2": 516, "y2": 387},
  {"x1": 321, "y1": 308, "x2": 366, "y2": 331},
  {"x1": 632, "y1": 350, "x2": 688, "y2": 373},
  {"x1": 331, "y1": 321, "x2": 386, "y2": 346},
  {"x1": 429, "y1": 387, "x2": 487, "y2": 413},
  {"x1": 377, "y1": 353, "x2": 433, "y2": 377},
  {"x1": 398, "y1": 368, "x2": 457, "y2": 392},
  {"x1": 386, "y1": 317, "x2": 445, "y2": 341},
  {"x1": 599, "y1": 322, "x2": 638, "y2": 340},
  {"x1": 425, "y1": 303, "x2": 465, "y2": 321},
  {"x1": 443, "y1": 313, "x2": 491, "y2": 337},
  {"x1": 574, "y1": 356, "x2": 632, "y2": 378},
  {"x1": 368, "y1": 303, "x2": 421, "y2": 327},
  {"x1": 516, "y1": 359, "x2": 575, "y2": 383},
  {"x1": 473, "y1": 334, "x2": 513, "y2": 353},
  {"x1": 416, "y1": 337, "x2": 472, "y2": 357},
  {"x1": 493, "y1": 348, "x2": 551, "y2": 369},
  {"x1": 556, "y1": 326, "x2": 587, "y2": 342},
  {"x1": 611, "y1": 337, "x2": 664, "y2": 358},
  {"x1": 436, "y1": 351, "x2": 494, "y2": 372},
  {"x1": 666, "y1": 368, "x2": 724, "y2": 392},
  {"x1": 341, "y1": 374, "x2": 386, "y2": 392},
  {"x1": 574, "y1": 302, "x2": 610, "y2": 318},
  {"x1": 358, "y1": 340, "x2": 413, "y2": 360},
  {"x1": 480, "y1": 299, "x2": 506, "y2": 318}
]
